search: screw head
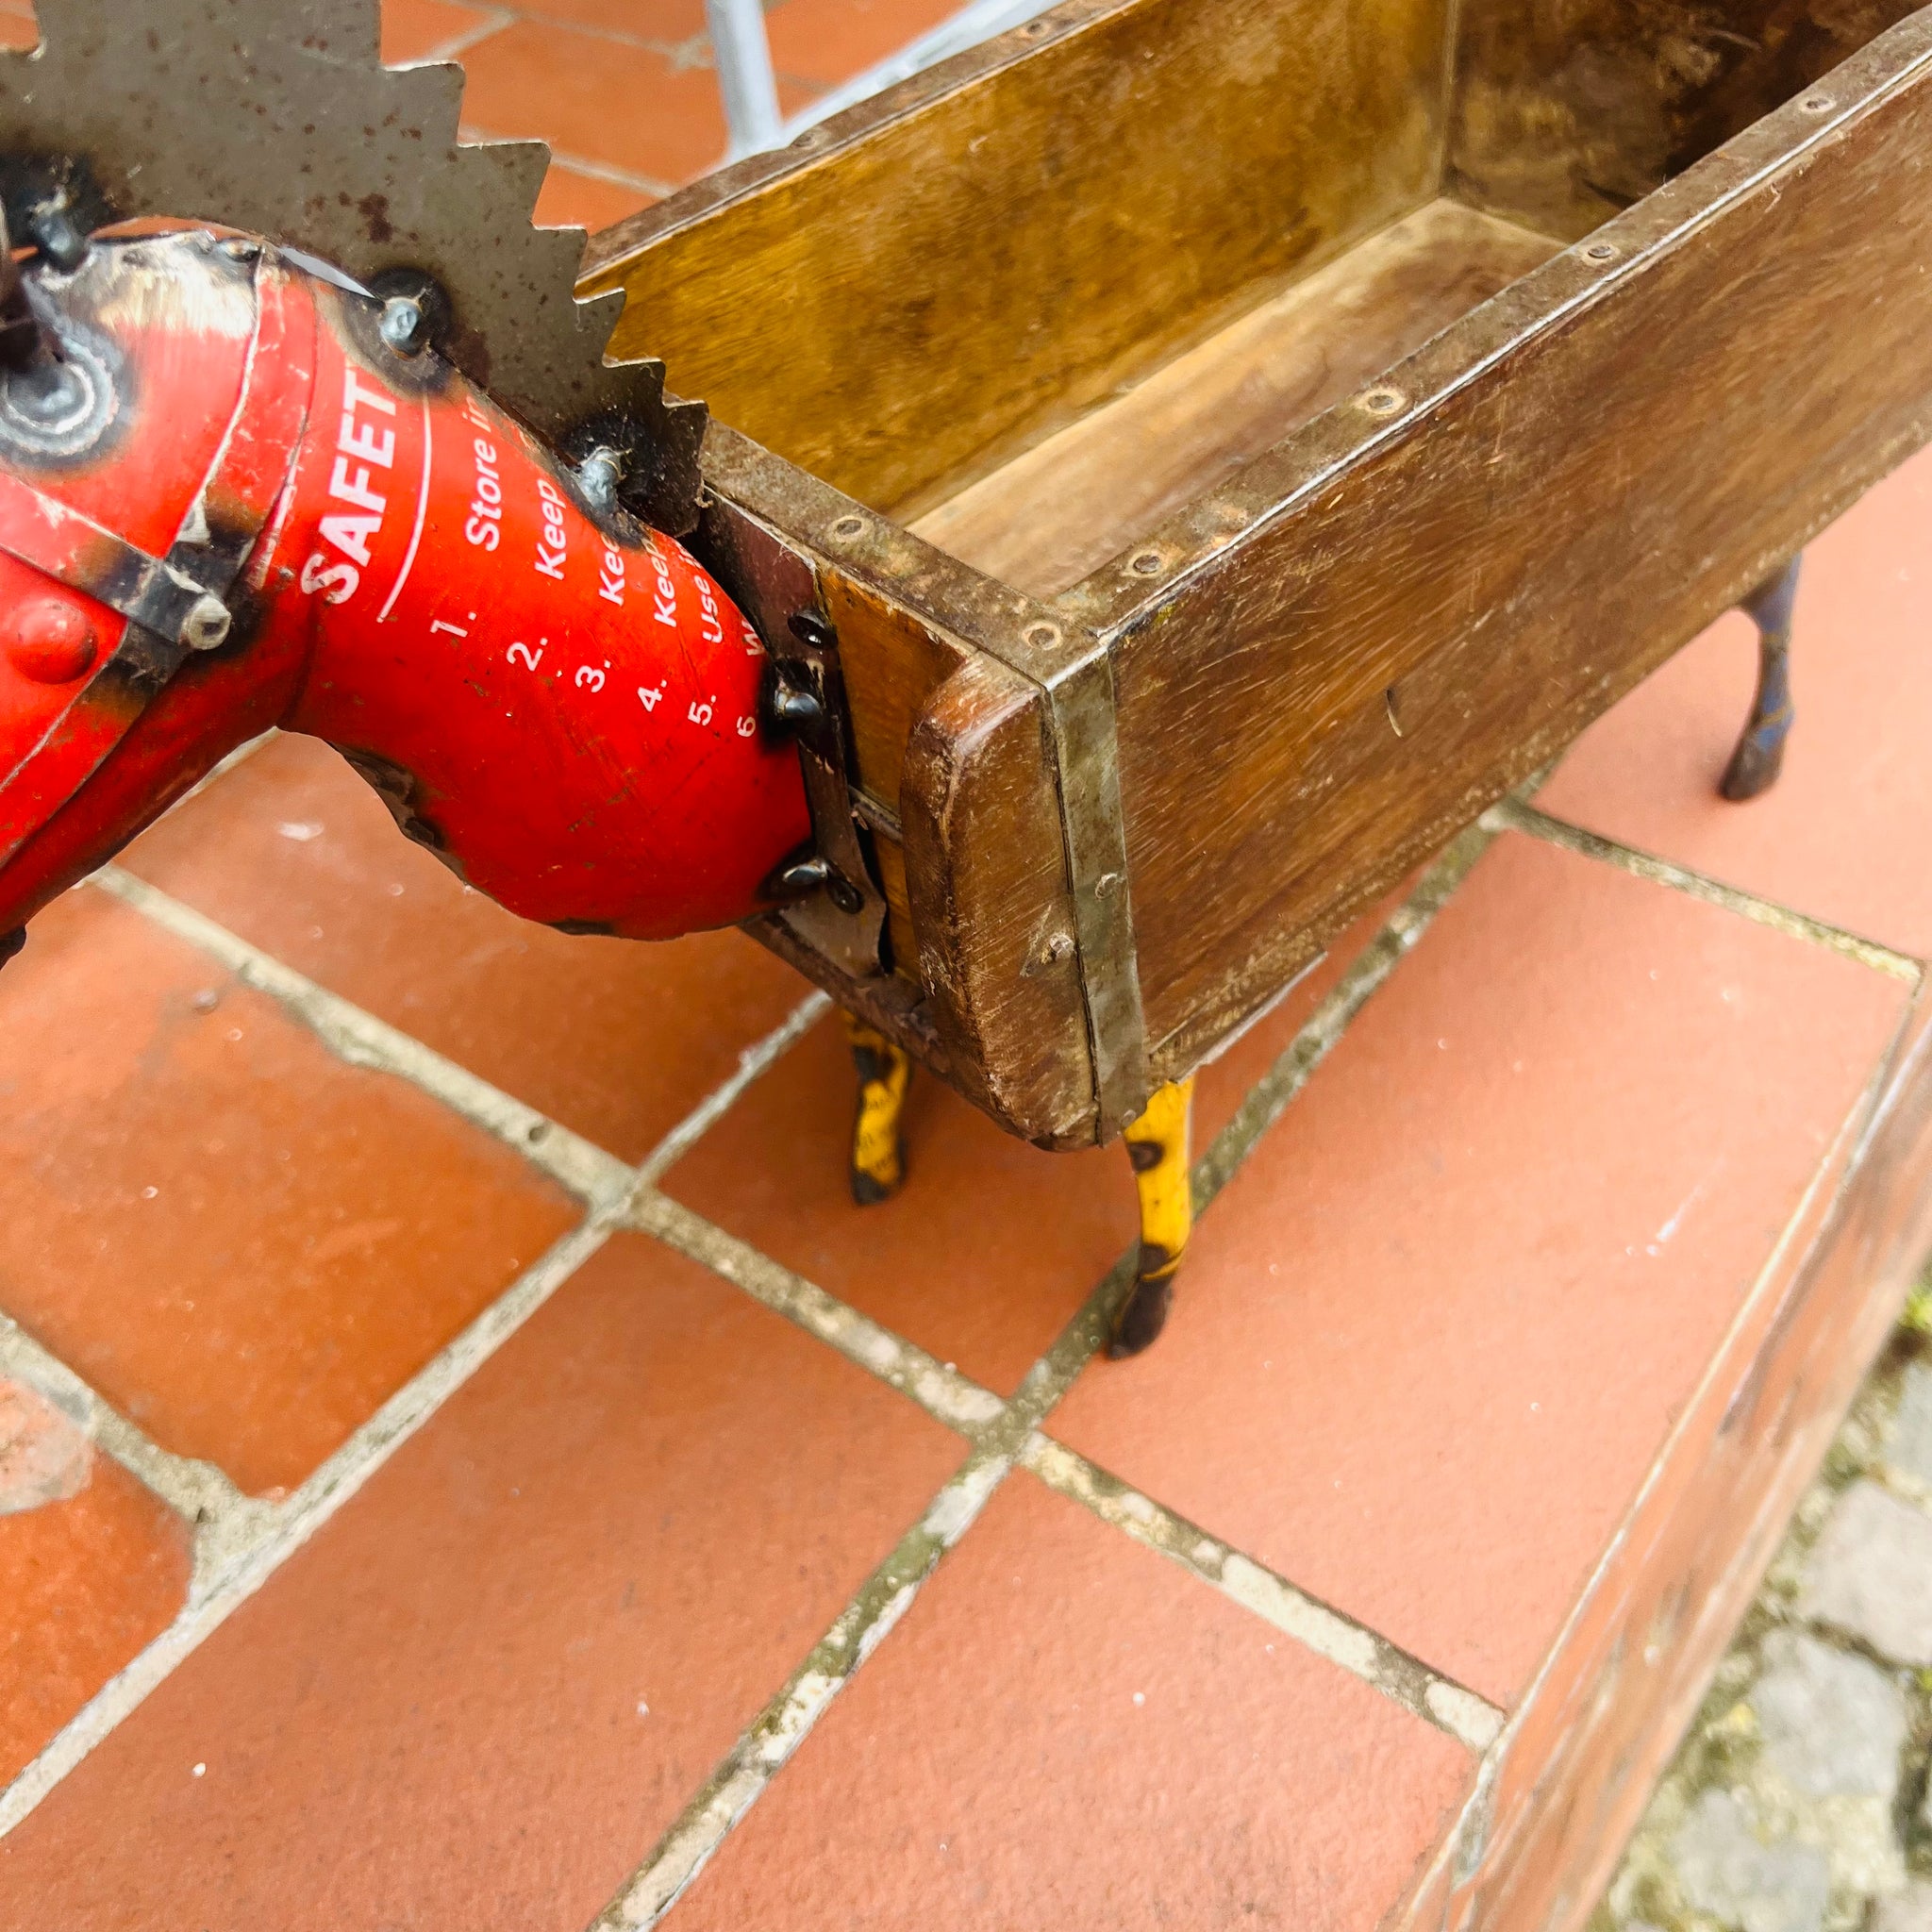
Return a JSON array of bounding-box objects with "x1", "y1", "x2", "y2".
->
[
  {"x1": 3, "y1": 594, "x2": 96, "y2": 683},
  {"x1": 178, "y1": 594, "x2": 232, "y2": 652},
  {"x1": 379, "y1": 294, "x2": 429, "y2": 356},
  {"x1": 576, "y1": 446, "x2": 625, "y2": 509},
  {"x1": 28, "y1": 204, "x2": 87, "y2": 273}
]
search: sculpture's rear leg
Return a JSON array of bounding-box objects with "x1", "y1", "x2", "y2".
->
[
  {"x1": 846, "y1": 1014, "x2": 912, "y2": 1206},
  {"x1": 1720, "y1": 555, "x2": 1802, "y2": 802},
  {"x1": 1110, "y1": 1076, "x2": 1196, "y2": 1358}
]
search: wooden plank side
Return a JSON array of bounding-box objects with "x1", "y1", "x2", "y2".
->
[
  {"x1": 903, "y1": 659, "x2": 1098, "y2": 1144},
  {"x1": 1449, "y1": 0, "x2": 1924, "y2": 241},
  {"x1": 579, "y1": 0, "x2": 1451, "y2": 522},
  {"x1": 1089, "y1": 17, "x2": 1932, "y2": 1078},
  {"x1": 697, "y1": 425, "x2": 1104, "y2": 1142},
  {"x1": 1395, "y1": 990, "x2": 1932, "y2": 1932},
  {"x1": 914, "y1": 199, "x2": 1559, "y2": 600}
]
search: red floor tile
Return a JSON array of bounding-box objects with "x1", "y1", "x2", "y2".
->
[
  {"x1": 123, "y1": 735, "x2": 810, "y2": 1164},
  {"x1": 457, "y1": 16, "x2": 726, "y2": 184},
  {"x1": 508, "y1": 0, "x2": 708, "y2": 39},
  {"x1": 1539, "y1": 446, "x2": 1932, "y2": 959},
  {"x1": 661, "y1": 1011, "x2": 1136, "y2": 1391},
  {"x1": 658, "y1": 907, "x2": 1389, "y2": 1395},
  {"x1": 766, "y1": 0, "x2": 973, "y2": 89},
  {"x1": 667, "y1": 1473, "x2": 1475, "y2": 1931},
  {"x1": 0, "y1": 1235, "x2": 962, "y2": 1931},
  {"x1": 380, "y1": 0, "x2": 496, "y2": 64},
  {"x1": 0, "y1": 887, "x2": 578, "y2": 1497},
  {"x1": 1050, "y1": 833, "x2": 1907, "y2": 1707},
  {"x1": 0, "y1": 1384, "x2": 192, "y2": 1786},
  {"x1": 1188, "y1": 900, "x2": 1398, "y2": 1148},
  {"x1": 536, "y1": 160, "x2": 656, "y2": 231}
]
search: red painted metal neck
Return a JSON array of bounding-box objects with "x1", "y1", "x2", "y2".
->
[{"x1": 0, "y1": 233, "x2": 810, "y2": 945}]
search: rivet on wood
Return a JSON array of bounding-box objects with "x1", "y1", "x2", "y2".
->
[
  {"x1": 1584, "y1": 242, "x2": 1618, "y2": 261},
  {"x1": 1360, "y1": 386, "x2": 1405, "y2": 416},
  {"x1": 1130, "y1": 550, "x2": 1163, "y2": 575},
  {"x1": 1024, "y1": 620, "x2": 1062, "y2": 648}
]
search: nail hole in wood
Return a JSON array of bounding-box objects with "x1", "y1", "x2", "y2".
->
[
  {"x1": 1131, "y1": 550, "x2": 1163, "y2": 575},
  {"x1": 1024, "y1": 621, "x2": 1062, "y2": 649},
  {"x1": 829, "y1": 514, "x2": 866, "y2": 541},
  {"x1": 1360, "y1": 386, "x2": 1405, "y2": 416}
]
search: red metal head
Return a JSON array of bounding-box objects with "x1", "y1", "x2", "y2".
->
[{"x1": 0, "y1": 229, "x2": 811, "y2": 952}]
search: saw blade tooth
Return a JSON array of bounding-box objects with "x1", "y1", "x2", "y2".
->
[
  {"x1": 368, "y1": 59, "x2": 469, "y2": 160},
  {"x1": 0, "y1": 0, "x2": 708, "y2": 525},
  {"x1": 451, "y1": 137, "x2": 554, "y2": 225}
]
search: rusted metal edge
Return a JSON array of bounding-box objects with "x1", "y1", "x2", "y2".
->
[
  {"x1": 700, "y1": 425, "x2": 1151, "y2": 1141},
  {"x1": 1030, "y1": 638, "x2": 1149, "y2": 1136},
  {"x1": 1058, "y1": 0, "x2": 1932, "y2": 638}
]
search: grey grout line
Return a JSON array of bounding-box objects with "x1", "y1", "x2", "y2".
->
[
  {"x1": 66, "y1": 793, "x2": 1491, "y2": 1906},
  {"x1": 415, "y1": 7, "x2": 516, "y2": 62},
  {"x1": 1193, "y1": 820, "x2": 1496, "y2": 1216},
  {"x1": 1488, "y1": 794, "x2": 1924, "y2": 983},
  {"x1": 0, "y1": 904, "x2": 833, "y2": 1837},
  {"x1": 597, "y1": 1247, "x2": 1134, "y2": 1930},
  {"x1": 0, "y1": 1215, "x2": 617, "y2": 1839},
  {"x1": 629, "y1": 1190, "x2": 1006, "y2": 1435},
  {"x1": 593, "y1": 1441, "x2": 1011, "y2": 1929},
  {"x1": 592, "y1": 834, "x2": 1493, "y2": 1925},
  {"x1": 458, "y1": 123, "x2": 680, "y2": 201},
  {"x1": 633, "y1": 992, "x2": 832, "y2": 1187},
  {"x1": 1019, "y1": 1436, "x2": 1505, "y2": 1752},
  {"x1": 89, "y1": 865, "x2": 635, "y2": 1207},
  {"x1": 0, "y1": 1311, "x2": 252, "y2": 1541}
]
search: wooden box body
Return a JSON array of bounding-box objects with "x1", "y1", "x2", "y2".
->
[{"x1": 582, "y1": 0, "x2": 1932, "y2": 1147}]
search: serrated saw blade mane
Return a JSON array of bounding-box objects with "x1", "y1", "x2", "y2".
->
[{"x1": 0, "y1": 0, "x2": 704, "y2": 526}]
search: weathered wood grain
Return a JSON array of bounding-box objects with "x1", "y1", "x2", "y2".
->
[
  {"x1": 1070, "y1": 11, "x2": 1932, "y2": 1078},
  {"x1": 903, "y1": 658, "x2": 1098, "y2": 1144},
  {"x1": 697, "y1": 424, "x2": 1101, "y2": 1141},
  {"x1": 581, "y1": 0, "x2": 1451, "y2": 521},
  {"x1": 915, "y1": 199, "x2": 1558, "y2": 598},
  {"x1": 1449, "y1": 0, "x2": 1925, "y2": 239}
]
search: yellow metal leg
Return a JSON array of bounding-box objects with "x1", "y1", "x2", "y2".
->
[
  {"x1": 1110, "y1": 1075, "x2": 1194, "y2": 1357},
  {"x1": 846, "y1": 1012, "x2": 911, "y2": 1206}
]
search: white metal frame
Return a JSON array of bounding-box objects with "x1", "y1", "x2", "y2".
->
[{"x1": 705, "y1": 0, "x2": 1059, "y2": 160}]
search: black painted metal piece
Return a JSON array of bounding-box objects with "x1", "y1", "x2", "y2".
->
[{"x1": 1720, "y1": 554, "x2": 1801, "y2": 802}]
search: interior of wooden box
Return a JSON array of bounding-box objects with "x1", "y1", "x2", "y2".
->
[
  {"x1": 910, "y1": 196, "x2": 1561, "y2": 600},
  {"x1": 902, "y1": 0, "x2": 1928, "y2": 603},
  {"x1": 593, "y1": 0, "x2": 1921, "y2": 614}
]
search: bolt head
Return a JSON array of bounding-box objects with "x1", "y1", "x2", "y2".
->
[
  {"x1": 179, "y1": 594, "x2": 232, "y2": 652},
  {"x1": 379, "y1": 295, "x2": 429, "y2": 357},
  {"x1": 3, "y1": 594, "x2": 96, "y2": 683}
]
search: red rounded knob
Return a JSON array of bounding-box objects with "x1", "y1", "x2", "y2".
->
[{"x1": 4, "y1": 596, "x2": 98, "y2": 685}]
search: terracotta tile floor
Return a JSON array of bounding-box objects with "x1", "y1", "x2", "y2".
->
[{"x1": 4, "y1": 7, "x2": 1932, "y2": 1929}]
